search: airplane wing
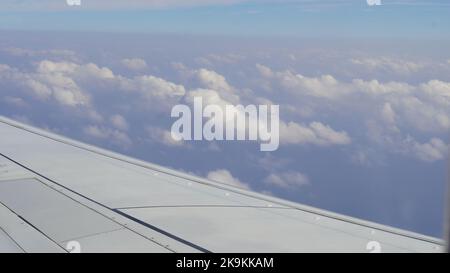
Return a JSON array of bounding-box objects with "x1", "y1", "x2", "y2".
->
[{"x1": 0, "y1": 116, "x2": 444, "y2": 253}]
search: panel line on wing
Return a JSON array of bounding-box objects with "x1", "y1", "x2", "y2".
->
[
  {"x1": 60, "y1": 227, "x2": 125, "y2": 243},
  {"x1": 116, "y1": 205, "x2": 289, "y2": 210},
  {"x1": 0, "y1": 152, "x2": 212, "y2": 253},
  {"x1": 0, "y1": 226, "x2": 25, "y2": 253},
  {"x1": 112, "y1": 209, "x2": 211, "y2": 253},
  {"x1": 0, "y1": 200, "x2": 68, "y2": 253}
]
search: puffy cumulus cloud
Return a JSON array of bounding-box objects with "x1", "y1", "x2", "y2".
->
[
  {"x1": 264, "y1": 171, "x2": 310, "y2": 190},
  {"x1": 0, "y1": 60, "x2": 120, "y2": 107},
  {"x1": 185, "y1": 88, "x2": 232, "y2": 107},
  {"x1": 24, "y1": 78, "x2": 52, "y2": 99},
  {"x1": 206, "y1": 169, "x2": 250, "y2": 190},
  {"x1": 36, "y1": 60, "x2": 114, "y2": 81},
  {"x1": 110, "y1": 114, "x2": 129, "y2": 131},
  {"x1": 406, "y1": 137, "x2": 448, "y2": 162},
  {"x1": 146, "y1": 127, "x2": 185, "y2": 147},
  {"x1": 381, "y1": 102, "x2": 397, "y2": 126},
  {"x1": 390, "y1": 96, "x2": 450, "y2": 133},
  {"x1": 280, "y1": 121, "x2": 351, "y2": 146},
  {"x1": 351, "y1": 79, "x2": 412, "y2": 95},
  {"x1": 184, "y1": 88, "x2": 267, "y2": 144},
  {"x1": 121, "y1": 58, "x2": 148, "y2": 71},
  {"x1": 255, "y1": 64, "x2": 274, "y2": 78},
  {"x1": 278, "y1": 71, "x2": 344, "y2": 99},
  {"x1": 258, "y1": 65, "x2": 414, "y2": 99},
  {"x1": 185, "y1": 87, "x2": 349, "y2": 150},
  {"x1": 420, "y1": 80, "x2": 450, "y2": 107},
  {"x1": 83, "y1": 125, "x2": 132, "y2": 147},
  {"x1": 258, "y1": 64, "x2": 450, "y2": 161},
  {"x1": 172, "y1": 64, "x2": 239, "y2": 103},
  {"x1": 120, "y1": 75, "x2": 186, "y2": 102},
  {"x1": 196, "y1": 68, "x2": 232, "y2": 92},
  {"x1": 76, "y1": 63, "x2": 115, "y2": 80},
  {"x1": 280, "y1": 73, "x2": 411, "y2": 99},
  {"x1": 27, "y1": 62, "x2": 91, "y2": 107},
  {"x1": 350, "y1": 57, "x2": 423, "y2": 75},
  {"x1": 37, "y1": 60, "x2": 77, "y2": 74},
  {"x1": 365, "y1": 118, "x2": 449, "y2": 163},
  {"x1": 0, "y1": 59, "x2": 193, "y2": 159},
  {"x1": 1, "y1": 60, "x2": 188, "y2": 112}
]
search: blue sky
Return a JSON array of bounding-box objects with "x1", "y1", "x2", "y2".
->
[
  {"x1": 0, "y1": 0, "x2": 449, "y2": 237},
  {"x1": 1, "y1": 0, "x2": 450, "y2": 38}
]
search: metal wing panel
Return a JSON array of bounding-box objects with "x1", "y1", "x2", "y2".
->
[
  {"x1": 122, "y1": 207, "x2": 440, "y2": 253},
  {"x1": 0, "y1": 229, "x2": 23, "y2": 253},
  {"x1": 0, "y1": 199, "x2": 65, "y2": 253}
]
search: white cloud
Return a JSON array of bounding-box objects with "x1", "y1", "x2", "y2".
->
[
  {"x1": 1, "y1": 59, "x2": 189, "y2": 114},
  {"x1": 258, "y1": 64, "x2": 449, "y2": 161},
  {"x1": 147, "y1": 127, "x2": 185, "y2": 147},
  {"x1": 261, "y1": 65, "x2": 413, "y2": 100},
  {"x1": 77, "y1": 63, "x2": 115, "y2": 80},
  {"x1": 120, "y1": 75, "x2": 185, "y2": 100},
  {"x1": 206, "y1": 169, "x2": 250, "y2": 190},
  {"x1": 278, "y1": 71, "x2": 343, "y2": 99},
  {"x1": 381, "y1": 102, "x2": 397, "y2": 126},
  {"x1": 31, "y1": 62, "x2": 91, "y2": 106},
  {"x1": 0, "y1": 60, "x2": 119, "y2": 107},
  {"x1": 83, "y1": 125, "x2": 132, "y2": 147},
  {"x1": 186, "y1": 86, "x2": 350, "y2": 149},
  {"x1": 121, "y1": 58, "x2": 148, "y2": 71},
  {"x1": 185, "y1": 88, "x2": 267, "y2": 145},
  {"x1": 172, "y1": 64, "x2": 240, "y2": 103},
  {"x1": 351, "y1": 57, "x2": 423, "y2": 75},
  {"x1": 37, "y1": 60, "x2": 78, "y2": 74},
  {"x1": 280, "y1": 121, "x2": 351, "y2": 146},
  {"x1": 37, "y1": 60, "x2": 115, "y2": 81},
  {"x1": 256, "y1": 64, "x2": 274, "y2": 78},
  {"x1": 185, "y1": 88, "x2": 232, "y2": 107},
  {"x1": 86, "y1": 110, "x2": 104, "y2": 123},
  {"x1": 0, "y1": 64, "x2": 13, "y2": 73},
  {"x1": 3, "y1": 96, "x2": 27, "y2": 107},
  {"x1": 393, "y1": 96, "x2": 450, "y2": 133},
  {"x1": 407, "y1": 137, "x2": 448, "y2": 162},
  {"x1": 264, "y1": 171, "x2": 309, "y2": 190},
  {"x1": 365, "y1": 118, "x2": 449, "y2": 163},
  {"x1": 110, "y1": 114, "x2": 129, "y2": 131},
  {"x1": 420, "y1": 80, "x2": 450, "y2": 107},
  {"x1": 2, "y1": 55, "x2": 449, "y2": 165},
  {"x1": 196, "y1": 68, "x2": 233, "y2": 93},
  {"x1": 352, "y1": 79, "x2": 412, "y2": 95},
  {"x1": 83, "y1": 125, "x2": 109, "y2": 139},
  {"x1": 24, "y1": 78, "x2": 52, "y2": 99}
]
